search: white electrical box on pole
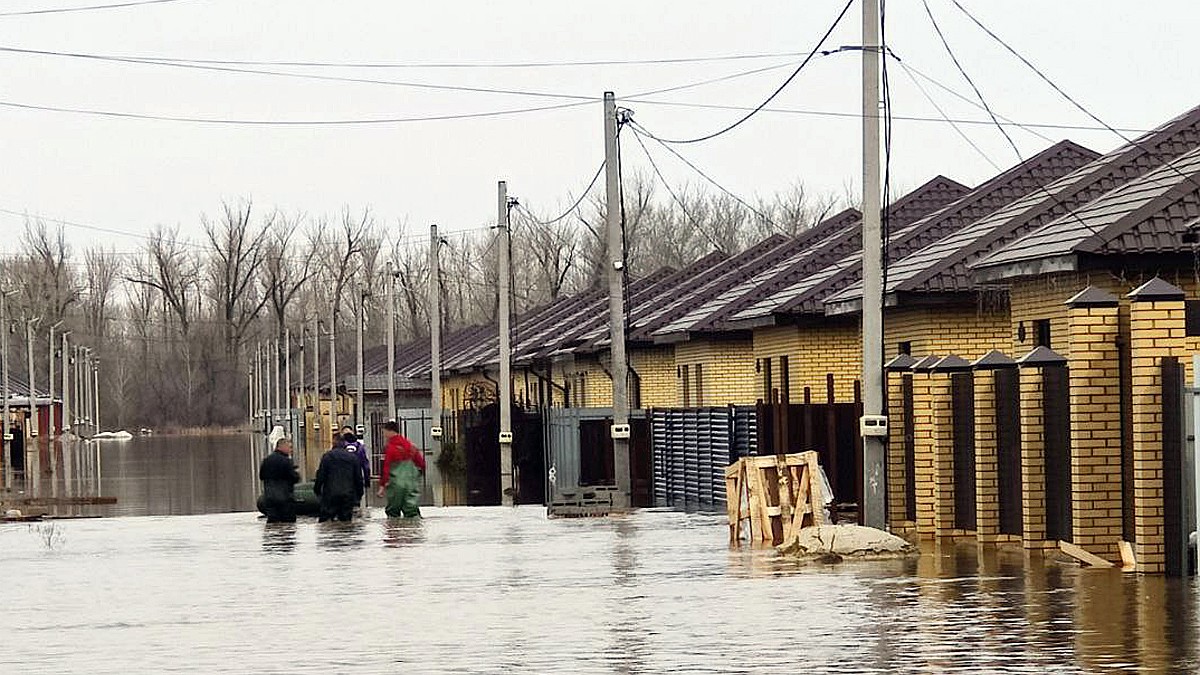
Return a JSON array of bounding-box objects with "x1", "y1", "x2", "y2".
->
[
  {"x1": 498, "y1": 180, "x2": 515, "y2": 505},
  {"x1": 604, "y1": 91, "x2": 632, "y2": 509},
  {"x1": 860, "y1": 0, "x2": 887, "y2": 530}
]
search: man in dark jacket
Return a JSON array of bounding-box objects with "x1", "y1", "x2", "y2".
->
[
  {"x1": 258, "y1": 438, "x2": 300, "y2": 523},
  {"x1": 339, "y1": 426, "x2": 372, "y2": 495},
  {"x1": 314, "y1": 438, "x2": 365, "y2": 522}
]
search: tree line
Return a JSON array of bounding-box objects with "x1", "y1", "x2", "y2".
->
[{"x1": 0, "y1": 175, "x2": 842, "y2": 430}]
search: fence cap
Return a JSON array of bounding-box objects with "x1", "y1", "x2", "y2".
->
[
  {"x1": 1127, "y1": 277, "x2": 1185, "y2": 302},
  {"x1": 1017, "y1": 345, "x2": 1067, "y2": 367},
  {"x1": 972, "y1": 350, "x2": 1017, "y2": 370},
  {"x1": 910, "y1": 355, "x2": 942, "y2": 372},
  {"x1": 1065, "y1": 286, "x2": 1119, "y2": 308},
  {"x1": 932, "y1": 354, "x2": 973, "y2": 372},
  {"x1": 884, "y1": 353, "x2": 917, "y2": 371}
]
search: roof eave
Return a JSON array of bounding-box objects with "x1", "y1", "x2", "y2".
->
[{"x1": 973, "y1": 254, "x2": 1078, "y2": 283}]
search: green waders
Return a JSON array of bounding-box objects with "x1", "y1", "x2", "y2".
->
[{"x1": 385, "y1": 460, "x2": 422, "y2": 518}]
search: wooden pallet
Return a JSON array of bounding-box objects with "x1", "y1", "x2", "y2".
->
[{"x1": 725, "y1": 451, "x2": 827, "y2": 545}]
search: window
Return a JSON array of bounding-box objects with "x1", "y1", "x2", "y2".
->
[
  {"x1": 695, "y1": 364, "x2": 704, "y2": 406},
  {"x1": 682, "y1": 365, "x2": 691, "y2": 407},
  {"x1": 1035, "y1": 319, "x2": 1052, "y2": 349},
  {"x1": 898, "y1": 341, "x2": 912, "y2": 356}
]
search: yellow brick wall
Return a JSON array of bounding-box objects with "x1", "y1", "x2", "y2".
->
[
  {"x1": 886, "y1": 371, "x2": 912, "y2": 529},
  {"x1": 910, "y1": 371, "x2": 936, "y2": 537},
  {"x1": 753, "y1": 322, "x2": 862, "y2": 402},
  {"x1": 1019, "y1": 367, "x2": 1054, "y2": 549},
  {"x1": 674, "y1": 338, "x2": 757, "y2": 406},
  {"x1": 633, "y1": 346, "x2": 677, "y2": 408},
  {"x1": 887, "y1": 306, "x2": 1010, "y2": 360}
]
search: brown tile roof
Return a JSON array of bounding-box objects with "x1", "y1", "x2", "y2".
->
[
  {"x1": 974, "y1": 142, "x2": 1200, "y2": 279},
  {"x1": 725, "y1": 140, "x2": 1100, "y2": 324},
  {"x1": 826, "y1": 105, "x2": 1200, "y2": 310},
  {"x1": 648, "y1": 175, "x2": 971, "y2": 340}
]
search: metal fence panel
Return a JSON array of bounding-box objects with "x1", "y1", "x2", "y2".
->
[{"x1": 649, "y1": 406, "x2": 756, "y2": 511}]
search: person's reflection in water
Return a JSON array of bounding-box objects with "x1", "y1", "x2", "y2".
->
[
  {"x1": 316, "y1": 520, "x2": 367, "y2": 550},
  {"x1": 262, "y1": 522, "x2": 297, "y2": 554},
  {"x1": 383, "y1": 518, "x2": 425, "y2": 548}
]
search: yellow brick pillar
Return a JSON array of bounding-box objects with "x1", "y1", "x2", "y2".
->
[
  {"x1": 1017, "y1": 346, "x2": 1068, "y2": 550},
  {"x1": 885, "y1": 354, "x2": 916, "y2": 530},
  {"x1": 1126, "y1": 278, "x2": 1185, "y2": 574},
  {"x1": 1065, "y1": 286, "x2": 1123, "y2": 563},
  {"x1": 931, "y1": 355, "x2": 973, "y2": 537},
  {"x1": 972, "y1": 350, "x2": 1017, "y2": 543},
  {"x1": 910, "y1": 355, "x2": 941, "y2": 538}
]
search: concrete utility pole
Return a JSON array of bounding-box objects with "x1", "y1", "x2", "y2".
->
[
  {"x1": 860, "y1": 0, "x2": 886, "y2": 530},
  {"x1": 313, "y1": 317, "x2": 321, "y2": 446},
  {"x1": 284, "y1": 328, "x2": 292, "y2": 424},
  {"x1": 71, "y1": 346, "x2": 79, "y2": 430},
  {"x1": 429, "y1": 224, "x2": 443, "y2": 488},
  {"x1": 328, "y1": 318, "x2": 337, "y2": 442},
  {"x1": 497, "y1": 180, "x2": 515, "y2": 505},
  {"x1": 60, "y1": 331, "x2": 70, "y2": 437},
  {"x1": 356, "y1": 280, "x2": 366, "y2": 436},
  {"x1": 48, "y1": 322, "x2": 63, "y2": 436},
  {"x1": 272, "y1": 339, "x2": 281, "y2": 419},
  {"x1": 26, "y1": 318, "x2": 39, "y2": 437},
  {"x1": 385, "y1": 261, "x2": 397, "y2": 422},
  {"x1": 603, "y1": 91, "x2": 632, "y2": 509},
  {"x1": 92, "y1": 358, "x2": 100, "y2": 433},
  {"x1": 1, "y1": 289, "x2": 13, "y2": 461}
]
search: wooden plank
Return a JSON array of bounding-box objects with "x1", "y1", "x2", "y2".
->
[
  {"x1": 784, "y1": 465, "x2": 810, "y2": 543},
  {"x1": 1058, "y1": 541, "x2": 1115, "y2": 569},
  {"x1": 1119, "y1": 540, "x2": 1137, "y2": 572}
]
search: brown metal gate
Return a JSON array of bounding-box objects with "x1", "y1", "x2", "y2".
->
[
  {"x1": 995, "y1": 368, "x2": 1023, "y2": 536},
  {"x1": 1162, "y1": 357, "x2": 1186, "y2": 577},
  {"x1": 1043, "y1": 366, "x2": 1072, "y2": 542},
  {"x1": 902, "y1": 375, "x2": 916, "y2": 523},
  {"x1": 951, "y1": 372, "x2": 977, "y2": 531}
]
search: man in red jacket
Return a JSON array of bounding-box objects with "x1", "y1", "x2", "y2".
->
[{"x1": 377, "y1": 421, "x2": 426, "y2": 518}]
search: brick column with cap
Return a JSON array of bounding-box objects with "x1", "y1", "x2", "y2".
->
[
  {"x1": 1018, "y1": 345, "x2": 1068, "y2": 549},
  {"x1": 885, "y1": 354, "x2": 916, "y2": 530},
  {"x1": 973, "y1": 350, "x2": 1017, "y2": 543},
  {"x1": 1065, "y1": 286, "x2": 1123, "y2": 563},
  {"x1": 931, "y1": 355, "x2": 972, "y2": 537},
  {"x1": 910, "y1": 355, "x2": 941, "y2": 538},
  {"x1": 1127, "y1": 278, "x2": 1185, "y2": 574}
]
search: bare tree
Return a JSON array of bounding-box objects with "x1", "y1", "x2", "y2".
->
[
  {"x1": 82, "y1": 246, "x2": 120, "y2": 339},
  {"x1": 203, "y1": 200, "x2": 272, "y2": 357}
]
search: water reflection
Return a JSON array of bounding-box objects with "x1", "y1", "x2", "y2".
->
[
  {"x1": 261, "y1": 523, "x2": 296, "y2": 554},
  {"x1": 316, "y1": 520, "x2": 367, "y2": 550},
  {"x1": 383, "y1": 518, "x2": 425, "y2": 548}
]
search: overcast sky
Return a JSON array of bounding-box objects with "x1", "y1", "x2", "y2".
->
[{"x1": 0, "y1": 0, "x2": 1195, "y2": 256}]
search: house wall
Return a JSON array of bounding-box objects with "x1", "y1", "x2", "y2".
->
[
  {"x1": 887, "y1": 305, "x2": 1010, "y2": 360},
  {"x1": 673, "y1": 336, "x2": 758, "y2": 406},
  {"x1": 753, "y1": 322, "x2": 861, "y2": 403}
]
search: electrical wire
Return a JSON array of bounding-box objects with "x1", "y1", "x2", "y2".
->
[
  {"x1": 516, "y1": 162, "x2": 605, "y2": 226},
  {"x1": 0, "y1": 0, "x2": 187, "y2": 16},
  {"x1": 946, "y1": 0, "x2": 1200, "y2": 194},
  {"x1": 628, "y1": 126, "x2": 729, "y2": 255},
  {"x1": 881, "y1": 0, "x2": 892, "y2": 296},
  {"x1": 636, "y1": 0, "x2": 855, "y2": 145},
  {"x1": 895, "y1": 61, "x2": 1002, "y2": 170}
]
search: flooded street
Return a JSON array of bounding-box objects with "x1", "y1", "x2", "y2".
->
[{"x1": 1, "y1": 436, "x2": 1198, "y2": 673}]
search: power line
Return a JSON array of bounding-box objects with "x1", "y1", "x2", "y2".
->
[
  {"x1": 0, "y1": 0, "x2": 187, "y2": 16},
  {"x1": 945, "y1": 0, "x2": 1200, "y2": 194},
  {"x1": 628, "y1": 127, "x2": 729, "y2": 255},
  {"x1": 515, "y1": 162, "x2": 605, "y2": 227},
  {"x1": 895, "y1": 59, "x2": 1000, "y2": 170},
  {"x1": 637, "y1": 0, "x2": 855, "y2": 145}
]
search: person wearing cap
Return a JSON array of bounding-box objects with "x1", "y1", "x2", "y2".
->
[
  {"x1": 377, "y1": 420, "x2": 425, "y2": 518},
  {"x1": 339, "y1": 425, "x2": 372, "y2": 494},
  {"x1": 258, "y1": 437, "x2": 300, "y2": 523},
  {"x1": 314, "y1": 434, "x2": 365, "y2": 522}
]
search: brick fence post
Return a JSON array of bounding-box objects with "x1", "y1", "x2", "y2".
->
[
  {"x1": 1018, "y1": 345, "x2": 1068, "y2": 550},
  {"x1": 1065, "y1": 286, "x2": 1123, "y2": 563},
  {"x1": 1127, "y1": 278, "x2": 1185, "y2": 574},
  {"x1": 972, "y1": 350, "x2": 1017, "y2": 543},
  {"x1": 910, "y1": 355, "x2": 942, "y2": 538},
  {"x1": 885, "y1": 354, "x2": 916, "y2": 530}
]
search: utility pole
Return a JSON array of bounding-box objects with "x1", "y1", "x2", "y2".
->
[
  {"x1": 92, "y1": 358, "x2": 100, "y2": 433},
  {"x1": 284, "y1": 328, "x2": 292, "y2": 426},
  {"x1": 498, "y1": 180, "x2": 514, "y2": 505},
  {"x1": 1, "y1": 288, "x2": 13, "y2": 463},
  {"x1": 328, "y1": 317, "x2": 337, "y2": 442},
  {"x1": 60, "y1": 331, "x2": 70, "y2": 437},
  {"x1": 860, "y1": 0, "x2": 886, "y2": 530},
  {"x1": 429, "y1": 224, "x2": 444, "y2": 503},
  {"x1": 48, "y1": 321, "x2": 63, "y2": 436},
  {"x1": 356, "y1": 280, "x2": 366, "y2": 437},
  {"x1": 71, "y1": 346, "x2": 80, "y2": 431},
  {"x1": 313, "y1": 317, "x2": 321, "y2": 447},
  {"x1": 26, "y1": 318, "x2": 39, "y2": 438},
  {"x1": 603, "y1": 91, "x2": 632, "y2": 509},
  {"x1": 272, "y1": 339, "x2": 281, "y2": 420},
  {"x1": 385, "y1": 261, "x2": 397, "y2": 422}
]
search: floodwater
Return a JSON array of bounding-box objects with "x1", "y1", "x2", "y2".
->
[{"x1": 1, "y1": 436, "x2": 1198, "y2": 673}]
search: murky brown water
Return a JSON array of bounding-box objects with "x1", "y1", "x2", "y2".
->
[{"x1": 0, "y1": 436, "x2": 1197, "y2": 673}]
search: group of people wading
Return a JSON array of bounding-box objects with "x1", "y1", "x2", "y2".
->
[{"x1": 257, "y1": 421, "x2": 427, "y2": 523}]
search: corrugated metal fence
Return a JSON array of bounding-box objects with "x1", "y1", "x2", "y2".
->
[{"x1": 651, "y1": 406, "x2": 757, "y2": 511}]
